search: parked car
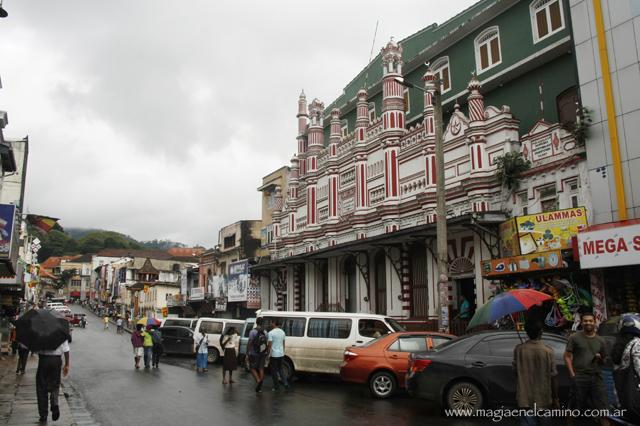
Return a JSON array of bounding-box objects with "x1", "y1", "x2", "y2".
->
[
  {"x1": 238, "y1": 318, "x2": 256, "y2": 369},
  {"x1": 159, "y1": 326, "x2": 195, "y2": 356},
  {"x1": 340, "y1": 331, "x2": 454, "y2": 399},
  {"x1": 193, "y1": 318, "x2": 245, "y2": 363},
  {"x1": 256, "y1": 310, "x2": 406, "y2": 381},
  {"x1": 161, "y1": 317, "x2": 197, "y2": 329},
  {"x1": 406, "y1": 331, "x2": 572, "y2": 412},
  {"x1": 69, "y1": 313, "x2": 87, "y2": 327}
]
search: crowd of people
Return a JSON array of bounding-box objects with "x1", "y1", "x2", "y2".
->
[
  {"x1": 513, "y1": 311, "x2": 640, "y2": 426},
  {"x1": 125, "y1": 316, "x2": 290, "y2": 393}
]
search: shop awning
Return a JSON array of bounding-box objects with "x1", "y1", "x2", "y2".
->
[{"x1": 252, "y1": 212, "x2": 506, "y2": 272}]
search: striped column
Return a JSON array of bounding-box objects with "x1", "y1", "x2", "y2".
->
[
  {"x1": 401, "y1": 246, "x2": 412, "y2": 313},
  {"x1": 293, "y1": 266, "x2": 301, "y2": 311}
]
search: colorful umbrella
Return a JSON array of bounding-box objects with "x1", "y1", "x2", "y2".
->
[
  {"x1": 147, "y1": 317, "x2": 161, "y2": 326},
  {"x1": 467, "y1": 289, "x2": 553, "y2": 330}
]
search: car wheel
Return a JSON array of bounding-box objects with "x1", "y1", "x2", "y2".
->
[
  {"x1": 282, "y1": 358, "x2": 295, "y2": 381},
  {"x1": 207, "y1": 348, "x2": 220, "y2": 364},
  {"x1": 369, "y1": 371, "x2": 396, "y2": 399},
  {"x1": 446, "y1": 381, "x2": 484, "y2": 414}
]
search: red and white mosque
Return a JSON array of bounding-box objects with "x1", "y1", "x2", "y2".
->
[{"x1": 256, "y1": 39, "x2": 589, "y2": 321}]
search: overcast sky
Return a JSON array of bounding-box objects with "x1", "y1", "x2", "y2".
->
[{"x1": 0, "y1": 0, "x2": 476, "y2": 247}]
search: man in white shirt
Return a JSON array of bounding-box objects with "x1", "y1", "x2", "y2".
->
[{"x1": 36, "y1": 340, "x2": 70, "y2": 423}]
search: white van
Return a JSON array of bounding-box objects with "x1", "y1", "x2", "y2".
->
[
  {"x1": 255, "y1": 310, "x2": 405, "y2": 379},
  {"x1": 193, "y1": 318, "x2": 245, "y2": 363}
]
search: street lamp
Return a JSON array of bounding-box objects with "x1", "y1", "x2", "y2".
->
[{"x1": 394, "y1": 73, "x2": 449, "y2": 333}]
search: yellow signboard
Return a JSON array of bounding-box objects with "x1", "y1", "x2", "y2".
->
[{"x1": 500, "y1": 207, "x2": 588, "y2": 255}]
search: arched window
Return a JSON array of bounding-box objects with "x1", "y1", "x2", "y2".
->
[
  {"x1": 531, "y1": 0, "x2": 565, "y2": 43},
  {"x1": 474, "y1": 27, "x2": 501, "y2": 73},
  {"x1": 431, "y1": 56, "x2": 451, "y2": 94}
]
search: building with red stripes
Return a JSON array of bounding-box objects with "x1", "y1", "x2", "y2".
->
[{"x1": 254, "y1": 0, "x2": 589, "y2": 325}]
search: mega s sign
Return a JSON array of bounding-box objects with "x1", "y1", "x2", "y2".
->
[{"x1": 577, "y1": 223, "x2": 640, "y2": 269}]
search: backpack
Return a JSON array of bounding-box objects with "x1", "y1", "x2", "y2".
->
[
  {"x1": 251, "y1": 328, "x2": 268, "y2": 354},
  {"x1": 151, "y1": 330, "x2": 162, "y2": 345}
]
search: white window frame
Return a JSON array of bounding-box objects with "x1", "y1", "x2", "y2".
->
[
  {"x1": 474, "y1": 26, "x2": 502, "y2": 74},
  {"x1": 530, "y1": 0, "x2": 565, "y2": 44},
  {"x1": 341, "y1": 119, "x2": 349, "y2": 137},
  {"x1": 539, "y1": 184, "x2": 558, "y2": 212},
  {"x1": 518, "y1": 191, "x2": 529, "y2": 216},
  {"x1": 567, "y1": 179, "x2": 579, "y2": 208},
  {"x1": 403, "y1": 88, "x2": 410, "y2": 115},
  {"x1": 431, "y1": 56, "x2": 451, "y2": 95},
  {"x1": 368, "y1": 102, "x2": 376, "y2": 123}
]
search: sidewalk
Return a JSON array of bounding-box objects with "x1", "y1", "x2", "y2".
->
[{"x1": 0, "y1": 353, "x2": 73, "y2": 425}]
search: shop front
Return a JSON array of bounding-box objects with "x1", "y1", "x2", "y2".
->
[
  {"x1": 480, "y1": 208, "x2": 592, "y2": 330},
  {"x1": 576, "y1": 219, "x2": 640, "y2": 322}
]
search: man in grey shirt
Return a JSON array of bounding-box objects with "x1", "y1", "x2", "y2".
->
[{"x1": 36, "y1": 340, "x2": 70, "y2": 422}]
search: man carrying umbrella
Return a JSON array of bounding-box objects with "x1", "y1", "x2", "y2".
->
[
  {"x1": 13, "y1": 309, "x2": 71, "y2": 423},
  {"x1": 36, "y1": 339, "x2": 70, "y2": 422}
]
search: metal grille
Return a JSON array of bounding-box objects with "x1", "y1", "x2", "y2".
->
[{"x1": 410, "y1": 244, "x2": 429, "y2": 317}]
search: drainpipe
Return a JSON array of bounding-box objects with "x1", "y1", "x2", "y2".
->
[{"x1": 593, "y1": 0, "x2": 627, "y2": 219}]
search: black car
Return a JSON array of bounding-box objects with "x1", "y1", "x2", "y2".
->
[
  {"x1": 159, "y1": 326, "x2": 195, "y2": 356},
  {"x1": 406, "y1": 331, "x2": 571, "y2": 411}
]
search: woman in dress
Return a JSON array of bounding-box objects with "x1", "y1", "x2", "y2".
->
[
  {"x1": 221, "y1": 327, "x2": 239, "y2": 384},
  {"x1": 194, "y1": 327, "x2": 209, "y2": 373}
]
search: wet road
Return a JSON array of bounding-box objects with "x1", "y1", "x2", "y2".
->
[{"x1": 67, "y1": 306, "x2": 515, "y2": 426}]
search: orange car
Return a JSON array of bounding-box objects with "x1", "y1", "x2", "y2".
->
[{"x1": 340, "y1": 331, "x2": 454, "y2": 399}]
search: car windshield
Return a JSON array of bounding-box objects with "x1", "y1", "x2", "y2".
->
[{"x1": 385, "y1": 318, "x2": 406, "y2": 332}]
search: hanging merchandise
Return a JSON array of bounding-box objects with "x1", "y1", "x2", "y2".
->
[{"x1": 626, "y1": 281, "x2": 638, "y2": 312}]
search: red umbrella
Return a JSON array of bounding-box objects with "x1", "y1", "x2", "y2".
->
[{"x1": 467, "y1": 289, "x2": 553, "y2": 329}]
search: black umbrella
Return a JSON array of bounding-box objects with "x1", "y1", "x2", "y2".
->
[{"x1": 14, "y1": 309, "x2": 70, "y2": 351}]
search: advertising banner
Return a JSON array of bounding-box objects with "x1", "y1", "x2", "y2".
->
[
  {"x1": 481, "y1": 250, "x2": 565, "y2": 277},
  {"x1": 0, "y1": 204, "x2": 16, "y2": 260},
  {"x1": 227, "y1": 260, "x2": 249, "y2": 302},
  {"x1": 210, "y1": 275, "x2": 227, "y2": 299},
  {"x1": 500, "y1": 207, "x2": 587, "y2": 255},
  {"x1": 577, "y1": 222, "x2": 640, "y2": 269}
]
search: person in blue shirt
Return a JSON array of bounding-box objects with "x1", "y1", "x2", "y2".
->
[
  {"x1": 267, "y1": 318, "x2": 289, "y2": 391},
  {"x1": 459, "y1": 295, "x2": 471, "y2": 320}
]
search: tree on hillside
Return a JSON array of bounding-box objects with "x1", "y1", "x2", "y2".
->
[{"x1": 38, "y1": 230, "x2": 77, "y2": 262}]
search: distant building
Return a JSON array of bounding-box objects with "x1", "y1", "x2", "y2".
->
[{"x1": 192, "y1": 220, "x2": 261, "y2": 318}]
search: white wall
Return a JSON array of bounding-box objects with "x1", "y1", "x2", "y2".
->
[{"x1": 571, "y1": 0, "x2": 640, "y2": 222}]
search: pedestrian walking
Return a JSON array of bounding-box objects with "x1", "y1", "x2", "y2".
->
[
  {"x1": 16, "y1": 342, "x2": 29, "y2": 374},
  {"x1": 513, "y1": 321, "x2": 558, "y2": 426},
  {"x1": 247, "y1": 317, "x2": 268, "y2": 393},
  {"x1": 564, "y1": 312, "x2": 609, "y2": 426},
  {"x1": 193, "y1": 327, "x2": 209, "y2": 373},
  {"x1": 142, "y1": 326, "x2": 154, "y2": 369},
  {"x1": 220, "y1": 327, "x2": 239, "y2": 384},
  {"x1": 116, "y1": 317, "x2": 123, "y2": 334},
  {"x1": 612, "y1": 313, "x2": 640, "y2": 424},
  {"x1": 131, "y1": 324, "x2": 144, "y2": 369},
  {"x1": 35, "y1": 340, "x2": 70, "y2": 422},
  {"x1": 150, "y1": 325, "x2": 163, "y2": 368},
  {"x1": 267, "y1": 318, "x2": 289, "y2": 391},
  {"x1": 103, "y1": 315, "x2": 109, "y2": 330}
]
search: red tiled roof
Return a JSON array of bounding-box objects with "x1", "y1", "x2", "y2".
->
[
  {"x1": 167, "y1": 247, "x2": 205, "y2": 257},
  {"x1": 96, "y1": 249, "x2": 173, "y2": 260}
]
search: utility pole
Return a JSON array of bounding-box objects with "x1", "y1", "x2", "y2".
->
[
  {"x1": 433, "y1": 85, "x2": 450, "y2": 334},
  {"x1": 395, "y1": 71, "x2": 449, "y2": 332}
]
